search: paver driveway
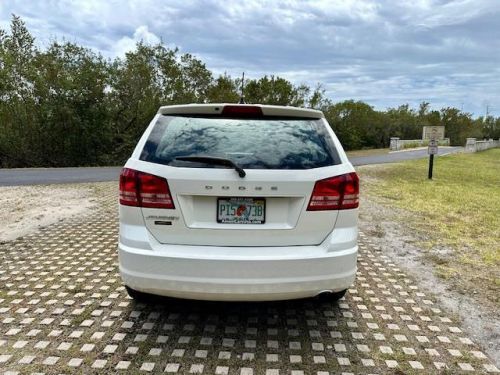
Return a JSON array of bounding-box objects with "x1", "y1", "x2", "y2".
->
[{"x1": 0, "y1": 182, "x2": 498, "y2": 374}]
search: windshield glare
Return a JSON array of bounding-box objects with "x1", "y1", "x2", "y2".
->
[{"x1": 140, "y1": 115, "x2": 340, "y2": 170}]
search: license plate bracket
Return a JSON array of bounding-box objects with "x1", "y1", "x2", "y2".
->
[{"x1": 217, "y1": 197, "x2": 266, "y2": 224}]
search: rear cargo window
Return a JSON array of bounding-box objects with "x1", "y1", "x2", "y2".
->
[{"x1": 140, "y1": 115, "x2": 340, "y2": 169}]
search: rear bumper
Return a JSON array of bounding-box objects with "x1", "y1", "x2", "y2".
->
[{"x1": 119, "y1": 229, "x2": 358, "y2": 301}]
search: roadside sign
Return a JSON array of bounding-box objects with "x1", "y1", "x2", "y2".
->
[
  {"x1": 428, "y1": 139, "x2": 438, "y2": 155},
  {"x1": 428, "y1": 146, "x2": 438, "y2": 155},
  {"x1": 423, "y1": 126, "x2": 445, "y2": 140},
  {"x1": 428, "y1": 139, "x2": 438, "y2": 179}
]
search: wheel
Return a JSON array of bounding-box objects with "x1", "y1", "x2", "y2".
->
[
  {"x1": 125, "y1": 286, "x2": 153, "y2": 303},
  {"x1": 317, "y1": 289, "x2": 347, "y2": 303}
]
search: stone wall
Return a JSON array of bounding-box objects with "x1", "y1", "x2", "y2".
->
[
  {"x1": 390, "y1": 137, "x2": 450, "y2": 151},
  {"x1": 465, "y1": 138, "x2": 500, "y2": 153}
]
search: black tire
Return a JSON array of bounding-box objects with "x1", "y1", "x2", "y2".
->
[
  {"x1": 317, "y1": 289, "x2": 347, "y2": 303},
  {"x1": 125, "y1": 286, "x2": 152, "y2": 303}
]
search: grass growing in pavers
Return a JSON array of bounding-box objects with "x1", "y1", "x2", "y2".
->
[
  {"x1": 358, "y1": 148, "x2": 500, "y2": 309},
  {"x1": 0, "y1": 181, "x2": 498, "y2": 373}
]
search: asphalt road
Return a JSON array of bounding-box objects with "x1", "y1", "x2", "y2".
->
[
  {"x1": 349, "y1": 146, "x2": 463, "y2": 166},
  {"x1": 0, "y1": 147, "x2": 463, "y2": 186},
  {"x1": 0, "y1": 166, "x2": 123, "y2": 186}
]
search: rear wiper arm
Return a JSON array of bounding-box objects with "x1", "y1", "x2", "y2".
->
[{"x1": 175, "y1": 156, "x2": 246, "y2": 178}]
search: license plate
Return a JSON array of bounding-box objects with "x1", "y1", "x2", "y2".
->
[{"x1": 217, "y1": 197, "x2": 266, "y2": 224}]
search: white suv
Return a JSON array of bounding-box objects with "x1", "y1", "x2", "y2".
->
[{"x1": 119, "y1": 104, "x2": 359, "y2": 302}]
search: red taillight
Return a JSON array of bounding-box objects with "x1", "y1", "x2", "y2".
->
[
  {"x1": 221, "y1": 105, "x2": 263, "y2": 117},
  {"x1": 119, "y1": 168, "x2": 174, "y2": 209},
  {"x1": 119, "y1": 168, "x2": 140, "y2": 206},
  {"x1": 307, "y1": 172, "x2": 359, "y2": 211}
]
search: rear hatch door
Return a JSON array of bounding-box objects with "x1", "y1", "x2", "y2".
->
[
  {"x1": 134, "y1": 164, "x2": 345, "y2": 246},
  {"x1": 132, "y1": 109, "x2": 344, "y2": 246}
]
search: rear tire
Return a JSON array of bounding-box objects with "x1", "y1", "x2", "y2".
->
[
  {"x1": 317, "y1": 289, "x2": 347, "y2": 303},
  {"x1": 125, "y1": 286, "x2": 152, "y2": 303}
]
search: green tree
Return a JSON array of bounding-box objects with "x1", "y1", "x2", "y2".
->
[
  {"x1": 0, "y1": 15, "x2": 497, "y2": 168},
  {"x1": 386, "y1": 104, "x2": 420, "y2": 140},
  {"x1": 323, "y1": 100, "x2": 382, "y2": 150},
  {"x1": 308, "y1": 84, "x2": 330, "y2": 110},
  {"x1": 244, "y1": 75, "x2": 309, "y2": 106},
  {"x1": 480, "y1": 116, "x2": 500, "y2": 139},
  {"x1": 440, "y1": 107, "x2": 481, "y2": 146},
  {"x1": 0, "y1": 15, "x2": 38, "y2": 166},
  {"x1": 106, "y1": 44, "x2": 164, "y2": 162},
  {"x1": 207, "y1": 73, "x2": 240, "y2": 103}
]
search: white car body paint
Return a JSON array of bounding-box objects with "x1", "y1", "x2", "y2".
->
[{"x1": 118, "y1": 104, "x2": 358, "y2": 301}]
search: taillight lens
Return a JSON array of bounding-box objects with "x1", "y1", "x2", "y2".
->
[
  {"x1": 307, "y1": 172, "x2": 359, "y2": 211},
  {"x1": 119, "y1": 168, "x2": 174, "y2": 209}
]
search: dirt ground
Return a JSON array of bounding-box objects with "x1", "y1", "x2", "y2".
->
[
  {"x1": 0, "y1": 183, "x2": 97, "y2": 242},
  {"x1": 358, "y1": 194, "x2": 500, "y2": 365}
]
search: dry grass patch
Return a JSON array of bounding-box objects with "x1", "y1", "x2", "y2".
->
[{"x1": 358, "y1": 149, "x2": 500, "y2": 308}]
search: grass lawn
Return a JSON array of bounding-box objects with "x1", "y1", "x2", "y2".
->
[
  {"x1": 358, "y1": 148, "x2": 500, "y2": 306},
  {"x1": 345, "y1": 148, "x2": 389, "y2": 158}
]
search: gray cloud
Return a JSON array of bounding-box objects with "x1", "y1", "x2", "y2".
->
[{"x1": 1, "y1": 0, "x2": 499, "y2": 116}]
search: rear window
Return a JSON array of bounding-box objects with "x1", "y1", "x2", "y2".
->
[{"x1": 140, "y1": 115, "x2": 340, "y2": 169}]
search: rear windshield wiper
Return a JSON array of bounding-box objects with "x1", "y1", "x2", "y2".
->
[{"x1": 175, "y1": 156, "x2": 246, "y2": 178}]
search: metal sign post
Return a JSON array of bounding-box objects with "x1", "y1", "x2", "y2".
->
[{"x1": 428, "y1": 139, "x2": 438, "y2": 179}]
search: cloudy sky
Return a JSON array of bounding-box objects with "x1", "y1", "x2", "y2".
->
[{"x1": 1, "y1": 0, "x2": 499, "y2": 115}]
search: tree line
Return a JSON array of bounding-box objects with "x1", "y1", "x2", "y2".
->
[{"x1": 1, "y1": 16, "x2": 498, "y2": 168}]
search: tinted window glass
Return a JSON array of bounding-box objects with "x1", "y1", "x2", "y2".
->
[{"x1": 140, "y1": 115, "x2": 340, "y2": 169}]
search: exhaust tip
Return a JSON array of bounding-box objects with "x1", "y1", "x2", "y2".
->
[
  {"x1": 315, "y1": 289, "x2": 348, "y2": 303},
  {"x1": 316, "y1": 290, "x2": 334, "y2": 298}
]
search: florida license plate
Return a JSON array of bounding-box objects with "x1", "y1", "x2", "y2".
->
[{"x1": 217, "y1": 197, "x2": 266, "y2": 224}]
